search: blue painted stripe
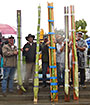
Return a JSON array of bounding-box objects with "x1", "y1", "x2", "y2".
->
[
  {"x1": 34, "y1": 77, "x2": 38, "y2": 78},
  {"x1": 49, "y1": 66, "x2": 56, "y2": 68},
  {"x1": 48, "y1": 20, "x2": 54, "y2": 22},
  {"x1": 50, "y1": 77, "x2": 57, "y2": 79},
  {"x1": 50, "y1": 83, "x2": 57, "y2": 86},
  {"x1": 51, "y1": 90, "x2": 58, "y2": 93},
  {"x1": 49, "y1": 46, "x2": 56, "y2": 49},
  {"x1": 87, "y1": 42, "x2": 90, "y2": 45},
  {"x1": 48, "y1": 6, "x2": 53, "y2": 8},
  {"x1": 48, "y1": 32, "x2": 55, "y2": 35},
  {"x1": 34, "y1": 86, "x2": 38, "y2": 87}
]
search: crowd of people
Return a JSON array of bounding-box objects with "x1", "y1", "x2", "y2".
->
[{"x1": 0, "y1": 32, "x2": 87, "y2": 97}]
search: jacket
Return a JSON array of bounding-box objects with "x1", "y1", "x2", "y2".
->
[
  {"x1": 41, "y1": 42, "x2": 49, "y2": 63},
  {"x1": 2, "y1": 44, "x2": 17, "y2": 67},
  {"x1": 23, "y1": 42, "x2": 36, "y2": 63},
  {"x1": 76, "y1": 38, "x2": 87, "y2": 69}
]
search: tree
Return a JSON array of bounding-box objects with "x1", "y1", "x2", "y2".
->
[
  {"x1": 75, "y1": 20, "x2": 80, "y2": 30},
  {"x1": 75, "y1": 19, "x2": 87, "y2": 30},
  {"x1": 81, "y1": 19, "x2": 87, "y2": 29},
  {"x1": 75, "y1": 19, "x2": 88, "y2": 39}
]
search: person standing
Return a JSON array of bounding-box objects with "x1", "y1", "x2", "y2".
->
[
  {"x1": 23, "y1": 34, "x2": 36, "y2": 89},
  {"x1": 56, "y1": 37, "x2": 65, "y2": 86},
  {"x1": 2, "y1": 36, "x2": 17, "y2": 97},
  {"x1": 41, "y1": 35, "x2": 49, "y2": 87},
  {"x1": 0, "y1": 39, "x2": 3, "y2": 80},
  {"x1": 76, "y1": 32, "x2": 87, "y2": 87}
]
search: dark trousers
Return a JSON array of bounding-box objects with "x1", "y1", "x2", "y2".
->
[
  {"x1": 57, "y1": 63, "x2": 65, "y2": 86},
  {"x1": 42, "y1": 62, "x2": 48, "y2": 85},
  {"x1": 71, "y1": 68, "x2": 85, "y2": 85},
  {"x1": 79, "y1": 68, "x2": 85, "y2": 85},
  {"x1": 71, "y1": 68, "x2": 73, "y2": 84}
]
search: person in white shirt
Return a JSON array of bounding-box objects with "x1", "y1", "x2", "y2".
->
[{"x1": 56, "y1": 37, "x2": 65, "y2": 86}]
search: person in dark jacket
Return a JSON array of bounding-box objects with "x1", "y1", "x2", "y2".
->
[
  {"x1": 41, "y1": 35, "x2": 49, "y2": 87},
  {"x1": 23, "y1": 34, "x2": 36, "y2": 89}
]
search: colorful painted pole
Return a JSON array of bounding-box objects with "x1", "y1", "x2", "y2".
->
[
  {"x1": 17, "y1": 10, "x2": 26, "y2": 92},
  {"x1": 70, "y1": 5, "x2": 79, "y2": 100},
  {"x1": 33, "y1": 5, "x2": 41, "y2": 103},
  {"x1": 86, "y1": 38, "x2": 90, "y2": 67},
  {"x1": 64, "y1": 6, "x2": 70, "y2": 101},
  {"x1": 40, "y1": 29, "x2": 44, "y2": 43},
  {"x1": 48, "y1": 3, "x2": 58, "y2": 102}
]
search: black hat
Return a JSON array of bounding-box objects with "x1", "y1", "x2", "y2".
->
[
  {"x1": 25, "y1": 34, "x2": 35, "y2": 41},
  {"x1": 8, "y1": 35, "x2": 14, "y2": 39}
]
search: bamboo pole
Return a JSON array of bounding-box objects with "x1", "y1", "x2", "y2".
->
[
  {"x1": 17, "y1": 10, "x2": 26, "y2": 92},
  {"x1": 33, "y1": 5, "x2": 41, "y2": 103},
  {"x1": 64, "y1": 6, "x2": 70, "y2": 101},
  {"x1": 48, "y1": 3, "x2": 58, "y2": 102},
  {"x1": 70, "y1": 5, "x2": 79, "y2": 100}
]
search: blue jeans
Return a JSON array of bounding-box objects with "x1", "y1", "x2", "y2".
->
[
  {"x1": 2, "y1": 67, "x2": 16, "y2": 93},
  {"x1": 42, "y1": 62, "x2": 48, "y2": 85}
]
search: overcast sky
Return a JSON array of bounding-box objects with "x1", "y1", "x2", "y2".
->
[{"x1": 0, "y1": 0, "x2": 90, "y2": 46}]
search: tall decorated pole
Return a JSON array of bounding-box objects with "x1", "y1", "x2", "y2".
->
[
  {"x1": 17, "y1": 10, "x2": 26, "y2": 92},
  {"x1": 48, "y1": 3, "x2": 58, "y2": 102},
  {"x1": 64, "y1": 6, "x2": 70, "y2": 101},
  {"x1": 86, "y1": 38, "x2": 90, "y2": 67},
  {"x1": 70, "y1": 5, "x2": 79, "y2": 100},
  {"x1": 40, "y1": 29, "x2": 44, "y2": 43},
  {"x1": 33, "y1": 5, "x2": 41, "y2": 103}
]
